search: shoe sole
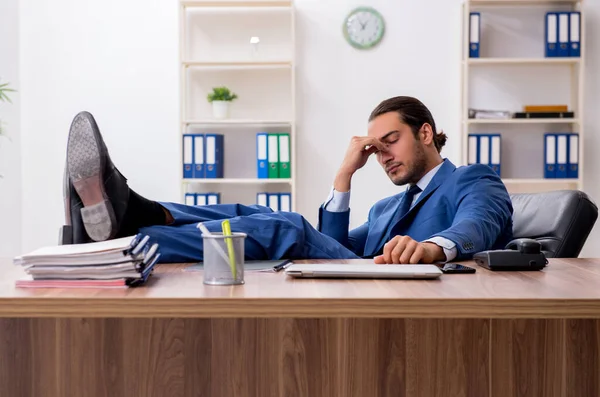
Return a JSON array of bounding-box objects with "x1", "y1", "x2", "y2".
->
[{"x1": 67, "y1": 112, "x2": 117, "y2": 241}]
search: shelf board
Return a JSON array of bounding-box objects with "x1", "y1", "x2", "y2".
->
[
  {"x1": 466, "y1": 57, "x2": 580, "y2": 65},
  {"x1": 183, "y1": 178, "x2": 292, "y2": 184},
  {"x1": 467, "y1": 0, "x2": 581, "y2": 5},
  {"x1": 502, "y1": 178, "x2": 580, "y2": 184},
  {"x1": 183, "y1": 61, "x2": 292, "y2": 70},
  {"x1": 182, "y1": 1, "x2": 292, "y2": 8},
  {"x1": 466, "y1": 118, "x2": 579, "y2": 124},
  {"x1": 183, "y1": 119, "x2": 292, "y2": 127}
]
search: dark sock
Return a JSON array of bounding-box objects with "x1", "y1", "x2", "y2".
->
[{"x1": 116, "y1": 190, "x2": 168, "y2": 237}]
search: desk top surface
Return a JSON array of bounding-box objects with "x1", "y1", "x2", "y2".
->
[{"x1": 2, "y1": 258, "x2": 600, "y2": 318}]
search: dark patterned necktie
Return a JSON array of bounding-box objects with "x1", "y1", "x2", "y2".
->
[
  {"x1": 378, "y1": 184, "x2": 423, "y2": 255},
  {"x1": 386, "y1": 184, "x2": 422, "y2": 239},
  {"x1": 397, "y1": 184, "x2": 422, "y2": 220}
]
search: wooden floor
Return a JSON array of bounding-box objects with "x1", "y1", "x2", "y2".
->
[{"x1": 1, "y1": 317, "x2": 598, "y2": 397}]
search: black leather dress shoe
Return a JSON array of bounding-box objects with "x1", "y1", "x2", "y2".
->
[{"x1": 63, "y1": 111, "x2": 130, "y2": 242}]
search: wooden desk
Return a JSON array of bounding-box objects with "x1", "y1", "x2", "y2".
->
[{"x1": 1, "y1": 258, "x2": 599, "y2": 397}]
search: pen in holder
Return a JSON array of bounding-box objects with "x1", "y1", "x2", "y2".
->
[
  {"x1": 197, "y1": 222, "x2": 246, "y2": 285},
  {"x1": 221, "y1": 220, "x2": 237, "y2": 279}
]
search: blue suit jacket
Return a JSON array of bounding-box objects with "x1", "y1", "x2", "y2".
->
[{"x1": 317, "y1": 159, "x2": 514, "y2": 260}]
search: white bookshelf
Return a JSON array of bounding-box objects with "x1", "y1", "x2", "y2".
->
[
  {"x1": 183, "y1": 178, "x2": 293, "y2": 184},
  {"x1": 461, "y1": 0, "x2": 584, "y2": 194},
  {"x1": 502, "y1": 178, "x2": 581, "y2": 183},
  {"x1": 466, "y1": 57, "x2": 580, "y2": 65},
  {"x1": 469, "y1": 0, "x2": 576, "y2": 5},
  {"x1": 182, "y1": 61, "x2": 292, "y2": 70},
  {"x1": 179, "y1": 0, "x2": 296, "y2": 209},
  {"x1": 183, "y1": 119, "x2": 292, "y2": 127},
  {"x1": 467, "y1": 118, "x2": 579, "y2": 124},
  {"x1": 182, "y1": 1, "x2": 292, "y2": 8}
]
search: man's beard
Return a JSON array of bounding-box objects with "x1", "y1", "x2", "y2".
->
[{"x1": 391, "y1": 143, "x2": 428, "y2": 186}]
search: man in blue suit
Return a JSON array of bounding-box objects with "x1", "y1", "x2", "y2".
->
[
  {"x1": 318, "y1": 96, "x2": 513, "y2": 264},
  {"x1": 62, "y1": 96, "x2": 512, "y2": 264}
]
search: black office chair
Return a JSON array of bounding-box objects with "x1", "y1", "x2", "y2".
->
[{"x1": 509, "y1": 190, "x2": 598, "y2": 258}]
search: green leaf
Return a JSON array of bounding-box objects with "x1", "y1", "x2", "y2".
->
[{"x1": 206, "y1": 86, "x2": 238, "y2": 102}]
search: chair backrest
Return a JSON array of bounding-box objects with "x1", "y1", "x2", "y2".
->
[{"x1": 510, "y1": 190, "x2": 598, "y2": 258}]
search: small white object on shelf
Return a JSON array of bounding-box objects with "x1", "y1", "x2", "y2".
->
[{"x1": 250, "y1": 36, "x2": 260, "y2": 59}]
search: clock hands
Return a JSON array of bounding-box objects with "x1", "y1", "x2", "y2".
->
[{"x1": 354, "y1": 14, "x2": 367, "y2": 30}]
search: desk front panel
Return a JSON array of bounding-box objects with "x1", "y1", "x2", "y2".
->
[{"x1": 1, "y1": 317, "x2": 598, "y2": 397}]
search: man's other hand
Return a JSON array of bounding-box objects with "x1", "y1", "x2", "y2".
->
[{"x1": 374, "y1": 235, "x2": 445, "y2": 264}]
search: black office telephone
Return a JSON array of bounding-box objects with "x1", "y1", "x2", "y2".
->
[{"x1": 473, "y1": 238, "x2": 548, "y2": 271}]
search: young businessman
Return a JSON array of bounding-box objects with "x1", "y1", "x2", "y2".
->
[
  {"x1": 318, "y1": 96, "x2": 513, "y2": 264},
  {"x1": 61, "y1": 96, "x2": 513, "y2": 264}
]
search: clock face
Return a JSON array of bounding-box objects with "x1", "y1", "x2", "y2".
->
[{"x1": 343, "y1": 7, "x2": 385, "y2": 50}]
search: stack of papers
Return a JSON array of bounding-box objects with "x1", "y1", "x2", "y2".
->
[{"x1": 13, "y1": 234, "x2": 160, "y2": 288}]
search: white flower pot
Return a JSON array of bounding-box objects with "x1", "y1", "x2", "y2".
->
[{"x1": 212, "y1": 101, "x2": 230, "y2": 119}]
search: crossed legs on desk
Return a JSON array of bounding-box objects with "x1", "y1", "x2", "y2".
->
[{"x1": 61, "y1": 111, "x2": 358, "y2": 263}]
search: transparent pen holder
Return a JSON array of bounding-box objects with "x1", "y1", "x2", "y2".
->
[{"x1": 202, "y1": 232, "x2": 246, "y2": 285}]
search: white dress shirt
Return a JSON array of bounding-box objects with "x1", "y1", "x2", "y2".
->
[{"x1": 323, "y1": 162, "x2": 458, "y2": 262}]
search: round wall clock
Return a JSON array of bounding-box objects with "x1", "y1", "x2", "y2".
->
[{"x1": 343, "y1": 6, "x2": 385, "y2": 50}]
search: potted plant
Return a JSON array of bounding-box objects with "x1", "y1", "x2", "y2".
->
[{"x1": 207, "y1": 86, "x2": 238, "y2": 119}]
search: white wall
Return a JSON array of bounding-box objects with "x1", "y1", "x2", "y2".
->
[
  {"x1": 0, "y1": 0, "x2": 21, "y2": 257},
  {"x1": 19, "y1": 0, "x2": 180, "y2": 252},
  {"x1": 14, "y1": 0, "x2": 600, "y2": 255}
]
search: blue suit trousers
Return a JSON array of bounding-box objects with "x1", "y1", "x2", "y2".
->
[{"x1": 140, "y1": 203, "x2": 360, "y2": 263}]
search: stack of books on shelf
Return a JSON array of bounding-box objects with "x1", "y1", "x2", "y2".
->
[
  {"x1": 513, "y1": 105, "x2": 574, "y2": 119},
  {"x1": 13, "y1": 234, "x2": 159, "y2": 288},
  {"x1": 257, "y1": 192, "x2": 291, "y2": 212},
  {"x1": 256, "y1": 132, "x2": 291, "y2": 179},
  {"x1": 469, "y1": 11, "x2": 580, "y2": 59},
  {"x1": 183, "y1": 133, "x2": 224, "y2": 179}
]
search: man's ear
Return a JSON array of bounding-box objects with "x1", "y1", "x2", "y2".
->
[{"x1": 420, "y1": 123, "x2": 434, "y2": 145}]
